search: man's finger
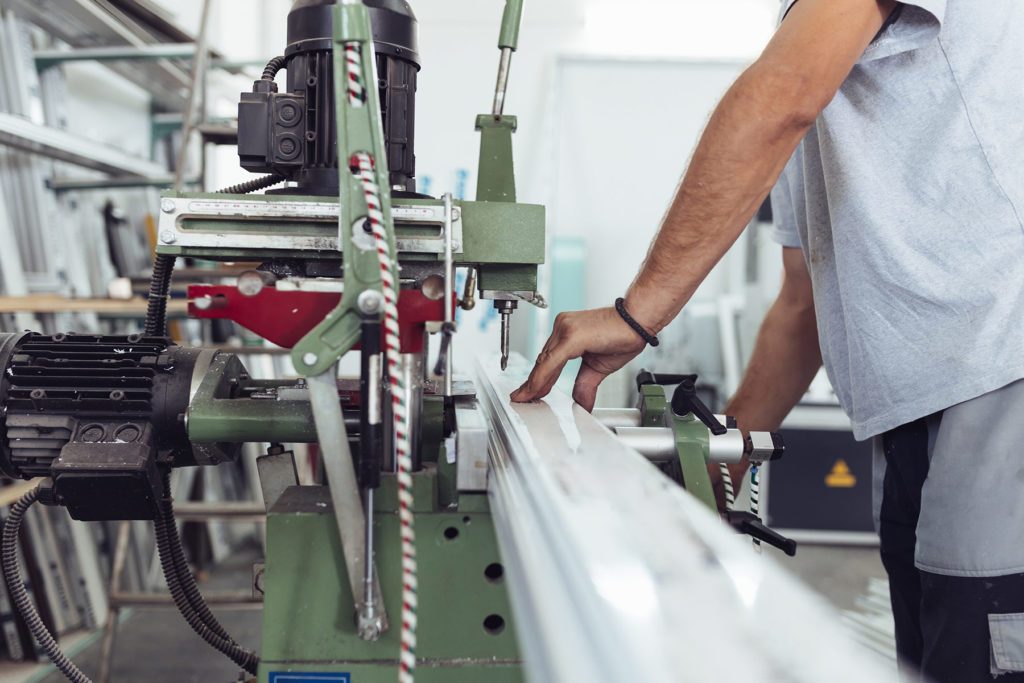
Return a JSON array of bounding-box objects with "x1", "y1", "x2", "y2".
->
[
  {"x1": 511, "y1": 342, "x2": 575, "y2": 403},
  {"x1": 572, "y1": 361, "x2": 607, "y2": 413}
]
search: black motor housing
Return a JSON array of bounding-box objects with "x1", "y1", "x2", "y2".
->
[
  {"x1": 0, "y1": 333, "x2": 220, "y2": 520},
  {"x1": 238, "y1": 0, "x2": 420, "y2": 195}
]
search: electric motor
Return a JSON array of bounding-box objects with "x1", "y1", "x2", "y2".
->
[
  {"x1": 239, "y1": 0, "x2": 421, "y2": 195},
  {"x1": 0, "y1": 333, "x2": 239, "y2": 520}
]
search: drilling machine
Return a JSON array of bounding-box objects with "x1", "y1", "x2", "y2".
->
[
  {"x1": 0, "y1": 2, "x2": 798, "y2": 681},
  {"x1": 0, "y1": 1, "x2": 540, "y2": 681}
]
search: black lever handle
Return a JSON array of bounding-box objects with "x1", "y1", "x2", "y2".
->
[
  {"x1": 671, "y1": 376, "x2": 728, "y2": 436},
  {"x1": 724, "y1": 511, "x2": 798, "y2": 557},
  {"x1": 635, "y1": 369, "x2": 695, "y2": 392}
]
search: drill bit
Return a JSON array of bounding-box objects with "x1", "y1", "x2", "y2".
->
[{"x1": 500, "y1": 309, "x2": 511, "y2": 371}]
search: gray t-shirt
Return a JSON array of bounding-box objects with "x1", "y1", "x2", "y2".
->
[{"x1": 771, "y1": 0, "x2": 1024, "y2": 440}]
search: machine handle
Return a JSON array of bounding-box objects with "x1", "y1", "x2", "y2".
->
[
  {"x1": 499, "y1": 0, "x2": 524, "y2": 50},
  {"x1": 635, "y1": 369, "x2": 702, "y2": 392},
  {"x1": 725, "y1": 511, "x2": 798, "y2": 557},
  {"x1": 671, "y1": 376, "x2": 728, "y2": 436}
]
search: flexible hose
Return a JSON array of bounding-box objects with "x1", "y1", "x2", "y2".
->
[
  {"x1": 143, "y1": 254, "x2": 175, "y2": 337},
  {"x1": 153, "y1": 508, "x2": 258, "y2": 674},
  {"x1": 215, "y1": 174, "x2": 285, "y2": 196},
  {"x1": 158, "y1": 472, "x2": 235, "y2": 643},
  {"x1": 262, "y1": 55, "x2": 286, "y2": 82},
  {"x1": 1, "y1": 488, "x2": 91, "y2": 683}
]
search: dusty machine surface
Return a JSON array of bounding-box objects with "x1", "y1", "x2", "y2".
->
[{"x1": 0, "y1": 2, "x2": 901, "y2": 683}]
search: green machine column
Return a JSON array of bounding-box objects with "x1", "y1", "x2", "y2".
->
[{"x1": 259, "y1": 480, "x2": 523, "y2": 683}]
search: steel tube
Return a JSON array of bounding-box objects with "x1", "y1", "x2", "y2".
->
[
  {"x1": 707, "y1": 429, "x2": 746, "y2": 465},
  {"x1": 592, "y1": 408, "x2": 642, "y2": 430},
  {"x1": 613, "y1": 427, "x2": 677, "y2": 462},
  {"x1": 492, "y1": 47, "x2": 513, "y2": 116}
]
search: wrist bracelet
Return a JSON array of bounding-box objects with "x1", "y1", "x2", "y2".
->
[{"x1": 615, "y1": 298, "x2": 659, "y2": 347}]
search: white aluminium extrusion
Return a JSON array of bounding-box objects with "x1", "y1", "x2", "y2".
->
[{"x1": 478, "y1": 354, "x2": 898, "y2": 683}]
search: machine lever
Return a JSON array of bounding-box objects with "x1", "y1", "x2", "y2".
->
[
  {"x1": 724, "y1": 511, "x2": 798, "y2": 557},
  {"x1": 635, "y1": 369, "x2": 695, "y2": 392},
  {"x1": 671, "y1": 376, "x2": 728, "y2": 436}
]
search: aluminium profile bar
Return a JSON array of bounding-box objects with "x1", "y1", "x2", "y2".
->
[
  {"x1": 0, "y1": 112, "x2": 167, "y2": 178},
  {"x1": 478, "y1": 355, "x2": 899, "y2": 683}
]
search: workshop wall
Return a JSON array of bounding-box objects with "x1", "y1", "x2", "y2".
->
[{"x1": 156, "y1": 0, "x2": 784, "y2": 396}]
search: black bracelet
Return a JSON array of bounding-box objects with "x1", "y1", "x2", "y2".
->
[{"x1": 615, "y1": 298, "x2": 659, "y2": 347}]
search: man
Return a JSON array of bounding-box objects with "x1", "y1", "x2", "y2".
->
[{"x1": 511, "y1": 1, "x2": 1024, "y2": 681}]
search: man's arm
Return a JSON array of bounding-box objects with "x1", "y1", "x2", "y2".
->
[
  {"x1": 512, "y1": 0, "x2": 896, "y2": 408},
  {"x1": 711, "y1": 248, "x2": 823, "y2": 505}
]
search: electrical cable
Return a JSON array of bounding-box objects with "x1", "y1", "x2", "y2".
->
[
  {"x1": 346, "y1": 39, "x2": 418, "y2": 683},
  {"x1": 262, "y1": 55, "x2": 287, "y2": 82},
  {"x1": 1, "y1": 487, "x2": 91, "y2": 683},
  {"x1": 141, "y1": 172, "x2": 280, "y2": 672},
  {"x1": 152, "y1": 495, "x2": 258, "y2": 674}
]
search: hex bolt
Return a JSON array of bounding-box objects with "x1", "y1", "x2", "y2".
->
[
  {"x1": 160, "y1": 231, "x2": 177, "y2": 244},
  {"x1": 160, "y1": 199, "x2": 175, "y2": 214}
]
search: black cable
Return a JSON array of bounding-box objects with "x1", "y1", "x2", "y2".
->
[
  {"x1": 216, "y1": 174, "x2": 285, "y2": 196},
  {"x1": 143, "y1": 254, "x2": 175, "y2": 337},
  {"x1": 158, "y1": 472, "x2": 235, "y2": 644},
  {"x1": 262, "y1": 55, "x2": 286, "y2": 82},
  {"x1": 152, "y1": 508, "x2": 259, "y2": 674},
  {"x1": 1, "y1": 487, "x2": 91, "y2": 683}
]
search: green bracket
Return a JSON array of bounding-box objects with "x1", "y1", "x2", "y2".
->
[
  {"x1": 636, "y1": 384, "x2": 717, "y2": 510},
  {"x1": 670, "y1": 414, "x2": 718, "y2": 510},
  {"x1": 475, "y1": 115, "x2": 518, "y2": 203},
  {"x1": 291, "y1": 1, "x2": 398, "y2": 377}
]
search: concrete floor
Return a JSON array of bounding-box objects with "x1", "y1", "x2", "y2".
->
[{"x1": 30, "y1": 544, "x2": 887, "y2": 683}]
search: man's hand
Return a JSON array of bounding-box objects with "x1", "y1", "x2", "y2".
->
[{"x1": 510, "y1": 307, "x2": 647, "y2": 412}]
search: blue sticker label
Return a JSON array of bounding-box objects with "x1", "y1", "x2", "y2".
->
[{"x1": 269, "y1": 674, "x2": 350, "y2": 683}]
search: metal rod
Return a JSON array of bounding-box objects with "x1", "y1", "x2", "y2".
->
[
  {"x1": 592, "y1": 408, "x2": 642, "y2": 431},
  {"x1": 361, "y1": 487, "x2": 376, "y2": 632},
  {"x1": 492, "y1": 47, "x2": 513, "y2": 117},
  {"x1": 442, "y1": 193, "x2": 455, "y2": 396},
  {"x1": 173, "y1": 0, "x2": 213, "y2": 192},
  {"x1": 402, "y1": 351, "x2": 425, "y2": 470}
]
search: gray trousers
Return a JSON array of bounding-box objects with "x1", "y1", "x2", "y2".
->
[{"x1": 873, "y1": 378, "x2": 1024, "y2": 681}]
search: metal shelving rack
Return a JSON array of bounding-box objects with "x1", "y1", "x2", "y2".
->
[{"x1": 0, "y1": 2, "x2": 267, "y2": 681}]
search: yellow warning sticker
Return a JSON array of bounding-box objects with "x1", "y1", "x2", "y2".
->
[{"x1": 825, "y1": 459, "x2": 857, "y2": 488}]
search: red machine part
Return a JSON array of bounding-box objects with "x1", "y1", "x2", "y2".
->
[{"x1": 187, "y1": 285, "x2": 446, "y2": 353}]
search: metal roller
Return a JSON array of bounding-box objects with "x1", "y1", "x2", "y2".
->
[{"x1": 592, "y1": 408, "x2": 642, "y2": 430}]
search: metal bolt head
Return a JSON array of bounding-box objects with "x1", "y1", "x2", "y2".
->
[
  {"x1": 193, "y1": 295, "x2": 214, "y2": 311},
  {"x1": 302, "y1": 352, "x2": 318, "y2": 366},
  {"x1": 357, "y1": 290, "x2": 384, "y2": 315},
  {"x1": 452, "y1": 208, "x2": 461, "y2": 221},
  {"x1": 451, "y1": 239, "x2": 462, "y2": 251},
  {"x1": 160, "y1": 231, "x2": 176, "y2": 244},
  {"x1": 160, "y1": 198, "x2": 175, "y2": 214}
]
